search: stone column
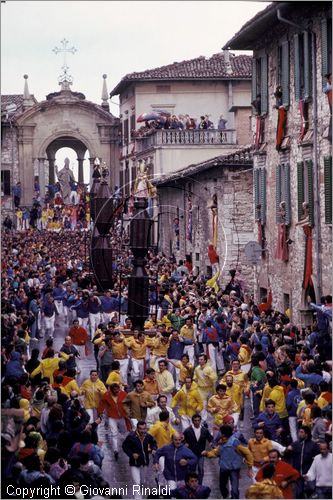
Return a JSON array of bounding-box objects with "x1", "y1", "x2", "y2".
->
[
  {"x1": 48, "y1": 158, "x2": 56, "y2": 185},
  {"x1": 89, "y1": 157, "x2": 96, "y2": 188},
  {"x1": 38, "y1": 158, "x2": 46, "y2": 200},
  {"x1": 77, "y1": 158, "x2": 84, "y2": 184}
]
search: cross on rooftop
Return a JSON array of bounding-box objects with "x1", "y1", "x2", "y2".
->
[{"x1": 53, "y1": 38, "x2": 77, "y2": 89}]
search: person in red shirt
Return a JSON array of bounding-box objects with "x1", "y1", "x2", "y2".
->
[
  {"x1": 258, "y1": 289, "x2": 272, "y2": 314},
  {"x1": 256, "y1": 448, "x2": 299, "y2": 499},
  {"x1": 97, "y1": 383, "x2": 129, "y2": 461},
  {"x1": 68, "y1": 319, "x2": 88, "y2": 357}
]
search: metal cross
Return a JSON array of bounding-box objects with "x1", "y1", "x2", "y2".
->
[{"x1": 53, "y1": 38, "x2": 77, "y2": 73}]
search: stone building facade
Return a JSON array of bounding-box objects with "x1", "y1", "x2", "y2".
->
[
  {"x1": 110, "y1": 52, "x2": 253, "y2": 194},
  {"x1": 1, "y1": 75, "x2": 119, "y2": 209},
  {"x1": 155, "y1": 148, "x2": 254, "y2": 292},
  {"x1": 224, "y1": 2, "x2": 332, "y2": 325}
]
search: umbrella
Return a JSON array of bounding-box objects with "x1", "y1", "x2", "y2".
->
[
  {"x1": 137, "y1": 112, "x2": 161, "y2": 123},
  {"x1": 152, "y1": 109, "x2": 171, "y2": 116}
]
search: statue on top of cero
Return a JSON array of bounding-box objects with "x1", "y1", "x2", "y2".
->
[
  {"x1": 55, "y1": 157, "x2": 76, "y2": 205},
  {"x1": 133, "y1": 159, "x2": 156, "y2": 199}
]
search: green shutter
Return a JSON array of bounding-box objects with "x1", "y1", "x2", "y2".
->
[
  {"x1": 297, "y1": 161, "x2": 305, "y2": 221},
  {"x1": 294, "y1": 34, "x2": 301, "y2": 101},
  {"x1": 281, "y1": 40, "x2": 290, "y2": 107},
  {"x1": 284, "y1": 163, "x2": 291, "y2": 226},
  {"x1": 252, "y1": 58, "x2": 257, "y2": 104},
  {"x1": 303, "y1": 31, "x2": 312, "y2": 99},
  {"x1": 276, "y1": 164, "x2": 282, "y2": 223},
  {"x1": 260, "y1": 168, "x2": 267, "y2": 224},
  {"x1": 261, "y1": 54, "x2": 268, "y2": 115},
  {"x1": 324, "y1": 156, "x2": 332, "y2": 224},
  {"x1": 306, "y1": 159, "x2": 314, "y2": 226},
  {"x1": 321, "y1": 18, "x2": 328, "y2": 82},
  {"x1": 254, "y1": 168, "x2": 260, "y2": 220}
]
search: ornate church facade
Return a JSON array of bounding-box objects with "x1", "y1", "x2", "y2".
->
[{"x1": 1, "y1": 74, "x2": 120, "y2": 209}]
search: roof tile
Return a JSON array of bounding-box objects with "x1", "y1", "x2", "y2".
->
[{"x1": 111, "y1": 52, "x2": 252, "y2": 96}]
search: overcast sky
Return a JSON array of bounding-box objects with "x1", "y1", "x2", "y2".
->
[
  {"x1": 1, "y1": 0, "x2": 270, "y2": 182},
  {"x1": 1, "y1": 0, "x2": 270, "y2": 114}
]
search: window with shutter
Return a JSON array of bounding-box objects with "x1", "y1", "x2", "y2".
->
[
  {"x1": 130, "y1": 115, "x2": 136, "y2": 140},
  {"x1": 294, "y1": 32, "x2": 312, "y2": 101},
  {"x1": 321, "y1": 18, "x2": 332, "y2": 83},
  {"x1": 124, "y1": 162, "x2": 130, "y2": 196},
  {"x1": 284, "y1": 163, "x2": 291, "y2": 226},
  {"x1": 123, "y1": 119, "x2": 129, "y2": 144},
  {"x1": 305, "y1": 159, "x2": 314, "y2": 225},
  {"x1": 260, "y1": 168, "x2": 267, "y2": 224},
  {"x1": 1, "y1": 170, "x2": 11, "y2": 196},
  {"x1": 324, "y1": 156, "x2": 332, "y2": 224},
  {"x1": 297, "y1": 161, "x2": 305, "y2": 221},
  {"x1": 294, "y1": 34, "x2": 301, "y2": 101},
  {"x1": 303, "y1": 31, "x2": 312, "y2": 100},
  {"x1": 276, "y1": 164, "x2": 282, "y2": 223},
  {"x1": 260, "y1": 54, "x2": 268, "y2": 115},
  {"x1": 254, "y1": 169, "x2": 260, "y2": 220},
  {"x1": 281, "y1": 41, "x2": 290, "y2": 107}
]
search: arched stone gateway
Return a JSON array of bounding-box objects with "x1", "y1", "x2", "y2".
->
[{"x1": 10, "y1": 76, "x2": 119, "y2": 206}]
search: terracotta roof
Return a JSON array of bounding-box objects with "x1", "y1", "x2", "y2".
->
[
  {"x1": 155, "y1": 146, "x2": 253, "y2": 186},
  {"x1": 1, "y1": 94, "x2": 38, "y2": 121},
  {"x1": 110, "y1": 53, "x2": 252, "y2": 96}
]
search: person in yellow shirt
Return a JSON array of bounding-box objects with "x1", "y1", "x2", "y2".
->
[
  {"x1": 106, "y1": 361, "x2": 125, "y2": 389},
  {"x1": 180, "y1": 318, "x2": 196, "y2": 364},
  {"x1": 193, "y1": 354, "x2": 217, "y2": 421},
  {"x1": 171, "y1": 377, "x2": 203, "y2": 431},
  {"x1": 147, "y1": 331, "x2": 170, "y2": 369},
  {"x1": 143, "y1": 368, "x2": 160, "y2": 399},
  {"x1": 222, "y1": 359, "x2": 250, "y2": 419},
  {"x1": 207, "y1": 384, "x2": 238, "y2": 426},
  {"x1": 167, "y1": 354, "x2": 193, "y2": 386},
  {"x1": 266, "y1": 378, "x2": 288, "y2": 419},
  {"x1": 30, "y1": 349, "x2": 61, "y2": 384},
  {"x1": 225, "y1": 374, "x2": 242, "y2": 425},
  {"x1": 155, "y1": 359, "x2": 175, "y2": 405},
  {"x1": 124, "y1": 330, "x2": 148, "y2": 380},
  {"x1": 110, "y1": 331, "x2": 129, "y2": 385},
  {"x1": 148, "y1": 410, "x2": 176, "y2": 448},
  {"x1": 149, "y1": 410, "x2": 176, "y2": 482},
  {"x1": 238, "y1": 337, "x2": 252, "y2": 373},
  {"x1": 80, "y1": 369, "x2": 107, "y2": 422},
  {"x1": 248, "y1": 427, "x2": 273, "y2": 477}
]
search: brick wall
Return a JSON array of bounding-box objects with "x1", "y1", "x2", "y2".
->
[
  {"x1": 253, "y1": 7, "x2": 332, "y2": 325},
  {"x1": 157, "y1": 164, "x2": 254, "y2": 293}
]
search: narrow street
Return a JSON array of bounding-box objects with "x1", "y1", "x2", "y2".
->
[{"x1": 46, "y1": 316, "x2": 254, "y2": 498}]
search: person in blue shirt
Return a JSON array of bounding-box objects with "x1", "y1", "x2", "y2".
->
[
  {"x1": 254, "y1": 399, "x2": 283, "y2": 441},
  {"x1": 167, "y1": 330, "x2": 193, "y2": 388},
  {"x1": 286, "y1": 379, "x2": 302, "y2": 442},
  {"x1": 153, "y1": 432, "x2": 197, "y2": 490},
  {"x1": 171, "y1": 472, "x2": 211, "y2": 499},
  {"x1": 295, "y1": 362, "x2": 323, "y2": 386},
  {"x1": 100, "y1": 290, "x2": 119, "y2": 324}
]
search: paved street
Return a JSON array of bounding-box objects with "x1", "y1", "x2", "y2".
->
[{"x1": 43, "y1": 316, "x2": 254, "y2": 499}]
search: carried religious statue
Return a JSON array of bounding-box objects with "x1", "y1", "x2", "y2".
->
[
  {"x1": 133, "y1": 159, "x2": 156, "y2": 198},
  {"x1": 55, "y1": 157, "x2": 76, "y2": 205}
]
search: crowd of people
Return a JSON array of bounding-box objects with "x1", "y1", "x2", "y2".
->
[
  {"x1": 132, "y1": 114, "x2": 228, "y2": 139},
  {"x1": 1, "y1": 221, "x2": 332, "y2": 499}
]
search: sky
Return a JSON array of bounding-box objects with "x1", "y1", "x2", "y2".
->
[{"x1": 1, "y1": 0, "x2": 270, "y2": 183}]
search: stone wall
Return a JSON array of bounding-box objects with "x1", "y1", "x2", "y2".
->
[
  {"x1": 253, "y1": 6, "x2": 332, "y2": 325},
  {"x1": 1, "y1": 124, "x2": 19, "y2": 215},
  {"x1": 157, "y1": 164, "x2": 254, "y2": 293}
]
